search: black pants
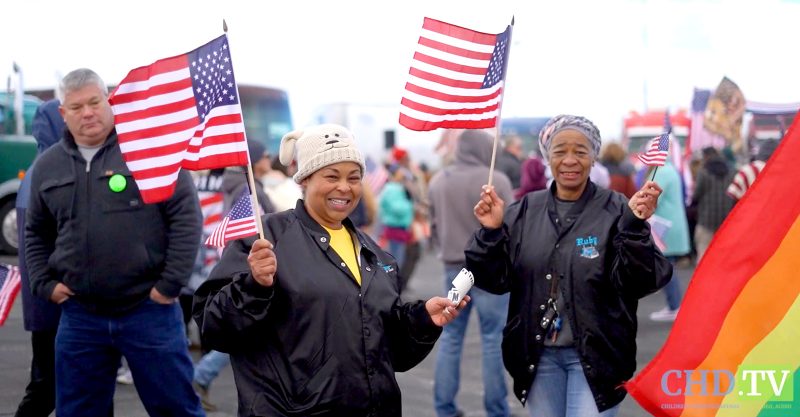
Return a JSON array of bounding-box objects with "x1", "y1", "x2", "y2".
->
[
  {"x1": 15, "y1": 330, "x2": 57, "y2": 417},
  {"x1": 399, "y1": 241, "x2": 422, "y2": 293}
]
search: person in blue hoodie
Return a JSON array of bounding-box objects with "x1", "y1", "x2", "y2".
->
[{"x1": 14, "y1": 98, "x2": 65, "y2": 417}]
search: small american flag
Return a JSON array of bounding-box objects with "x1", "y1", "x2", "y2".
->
[
  {"x1": 638, "y1": 133, "x2": 670, "y2": 166},
  {"x1": 205, "y1": 189, "x2": 259, "y2": 248},
  {"x1": 0, "y1": 264, "x2": 21, "y2": 327},
  {"x1": 399, "y1": 17, "x2": 512, "y2": 131},
  {"x1": 109, "y1": 34, "x2": 249, "y2": 204}
]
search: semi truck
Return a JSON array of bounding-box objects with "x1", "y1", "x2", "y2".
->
[{"x1": 0, "y1": 91, "x2": 41, "y2": 254}]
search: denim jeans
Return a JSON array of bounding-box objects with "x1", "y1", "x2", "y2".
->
[
  {"x1": 434, "y1": 263, "x2": 510, "y2": 417},
  {"x1": 194, "y1": 350, "x2": 230, "y2": 388},
  {"x1": 387, "y1": 239, "x2": 406, "y2": 269},
  {"x1": 526, "y1": 347, "x2": 619, "y2": 417},
  {"x1": 663, "y1": 256, "x2": 682, "y2": 311},
  {"x1": 56, "y1": 298, "x2": 204, "y2": 417}
]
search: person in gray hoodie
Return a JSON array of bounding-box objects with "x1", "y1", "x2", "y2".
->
[{"x1": 427, "y1": 129, "x2": 514, "y2": 417}]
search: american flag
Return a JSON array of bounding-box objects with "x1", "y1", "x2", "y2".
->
[
  {"x1": 638, "y1": 133, "x2": 670, "y2": 166},
  {"x1": 647, "y1": 214, "x2": 672, "y2": 253},
  {"x1": 0, "y1": 264, "x2": 21, "y2": 327},
  {"x1": 109, "y1": 35, "x2": 249, "y2": 204},
  {"x1": 399, "y1": 17, "x2": 512, "y2": 131},
  {"x1": 205, "y1": 188, "x2": 259, "y2": 248},
  {"x1": 363, "y1": 157, "x2": 389, "y2": 195},
  {"x1": 200, "y1": 191, "x2": 224, "y2": 236},
  {"x1": 689, "y1": 88, "x2": 726, "y2": 152}
]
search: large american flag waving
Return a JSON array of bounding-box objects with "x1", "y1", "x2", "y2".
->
[
  {"x1": 399, "y1": 17, "x2": 512, "y2": 131},
  {"x1": 109, "y1": 35, "x2": 248, "y2": 203}
]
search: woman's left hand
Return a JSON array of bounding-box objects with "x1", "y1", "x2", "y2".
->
[
  {"x1": 629, "y1": 180, "x2": 663, "y2": 219},
  {"x1": 425, "y1": 295, "x2": 471, "y2": 327}
]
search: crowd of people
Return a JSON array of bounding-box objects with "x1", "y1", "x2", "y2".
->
[{"x1": 10, "y1": 67, "x2": 777, "y2": 417}]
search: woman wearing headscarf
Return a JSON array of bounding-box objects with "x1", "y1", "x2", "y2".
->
[
  {"x1": 466, "y1": 115, "x2": 672, "y2": 417},
  {"x1": 193, "y1": 124, "x2": 468, "y2": 417}
]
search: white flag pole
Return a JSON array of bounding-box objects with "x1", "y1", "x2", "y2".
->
[
  {"x1": 224, "y1": 19, "x2": 265, "y2": 240},
  {"x1": 487, "y1": 16, "x2": 514, "y2": 188}
]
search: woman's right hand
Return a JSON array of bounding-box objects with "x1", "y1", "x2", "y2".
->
[
  {"x1": 248, "y1": 238, "x2": 277, "y2": 287},
  {"x1": 473, "y1": 185, "x2": 505, "y2": 229}
]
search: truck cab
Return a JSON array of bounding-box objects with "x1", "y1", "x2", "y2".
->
[
  {"x1": 0, "y1": 91, "x2": 41, "y2": 254},
  {"x1": 622, "y1": 109, "x2": 691, "y2": 169}
]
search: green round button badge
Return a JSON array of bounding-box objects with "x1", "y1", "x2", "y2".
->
[{"x1": 108, "y1": 174, "x2": 127, "y2": 193}]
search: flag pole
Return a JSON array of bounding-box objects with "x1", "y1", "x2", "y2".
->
[
  {"x1": 224, "y1": 19, "x2": 265, "y2": 240},
  {"x1": 486, "y1": 16, "x2": 514, "y2": 188}
]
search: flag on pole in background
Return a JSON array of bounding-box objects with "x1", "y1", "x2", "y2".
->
[
  {"x1": 109, "y1": 35, "x2": 249, "y2": 204},
  {"x1": 0, "y1": 264, "x2": 21, "y2": 327},
  {"x1": 205, "y1": 188, "x2": 259, "y2": 248},
  {"x1": 399, "y1": 17, "x2": 512, "y2": 131},
  {"x1": 637, "y1": 133, "x2": 670, "y2": 166},
  {"x1": 363, "y1": 157, "x2": 389, "y2": 195},
  {"x1": 626, "y1": 114, "x2": 800, "y2": 416},
  {"x1": 689, "y1": 88, "x2": 726, "y2": 152},
  {"x1": 200, "y1": 191, "x2": 225, "y2": 236}
]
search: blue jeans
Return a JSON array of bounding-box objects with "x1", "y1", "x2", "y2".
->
[
  {"x1": 663, "y1": 256, "x2": 682, "y2": 311},
  {"x1": 194, "y1": 350, "x2": 230, "y2": 388},
  {"x1": 56, "y1": 298, "x2": 204, "y2": 417},
  {"x1": 526, "y1": 347, "x2": 619, "y2": 417},
  {"x1": 434, "y1": 263, "x2": 510, "y2": 417},
  {"x1": 387, "y1": 239, "x2": 406, "y2": 268}
]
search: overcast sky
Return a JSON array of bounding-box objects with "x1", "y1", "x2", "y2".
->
[{"x1": 3, "y1": 0, "x2": 798, "y2": 142}]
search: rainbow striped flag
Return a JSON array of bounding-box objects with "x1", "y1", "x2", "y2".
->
[{"x1": 626, "y1": 114, "x2": 800, "y2": 416}]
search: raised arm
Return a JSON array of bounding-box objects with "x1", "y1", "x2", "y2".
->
[
  {"x1": 193, "y1": 222, "x2": 278, "y2": 353},
  {"x1": 465, "y1": 185, "x2": 516, "y2": 294},
  {"x1": 613, "y1": 181, "x2": 673, "y2": 298}
]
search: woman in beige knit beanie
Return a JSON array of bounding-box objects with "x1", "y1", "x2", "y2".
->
[{"x1": 195, "y1": 123, "x2": 471, "y2": 417}]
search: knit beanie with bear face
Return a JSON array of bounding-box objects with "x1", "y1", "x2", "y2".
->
[{"x1": 278, "y1": 123, "x2": 366, "y2": 183}]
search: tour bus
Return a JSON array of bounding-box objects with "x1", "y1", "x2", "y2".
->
[{"x1": 236, "y1": 84, "x2": 293, "y2": 154}]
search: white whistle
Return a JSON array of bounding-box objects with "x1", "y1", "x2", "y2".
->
[{"x1": 447, "y1": 268, "x2": 474, "y2": 305}]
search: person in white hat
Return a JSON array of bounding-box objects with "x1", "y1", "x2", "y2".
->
[{"x1": 194, "y1": 123, "x2": 469, "y2": 417}]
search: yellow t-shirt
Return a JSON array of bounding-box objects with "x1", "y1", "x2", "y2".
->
[{"x1": 323, "y1": 225, "x2": 362, "y2": 285}]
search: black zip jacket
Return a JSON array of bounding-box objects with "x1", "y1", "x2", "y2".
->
[
  {"x1": 465, "y1": 181, "x2": 672, "y2": 411},
  {"x1": 26, "y1": 129, "x2": 201, "y2": 315},
  {"x1": 193, "y1": 200, "x2": 442, "y2": 417}
]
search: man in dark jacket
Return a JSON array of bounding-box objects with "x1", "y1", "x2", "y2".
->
[{"x1": 25, "y1": 68, "x2": 204, "y2": 416}]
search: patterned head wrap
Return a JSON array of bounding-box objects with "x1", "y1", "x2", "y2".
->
[{"x1": 538, "y1": 114, "x2": 602, "y2": 160}]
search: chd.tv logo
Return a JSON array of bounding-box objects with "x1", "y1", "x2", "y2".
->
[{"x1": 661, "y1": 366, "x2": 793, "y2": 401}]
